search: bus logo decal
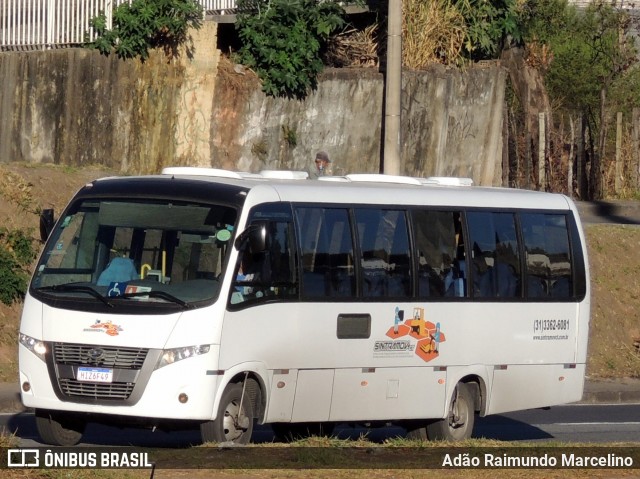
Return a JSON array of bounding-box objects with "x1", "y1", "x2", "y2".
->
[
  {"x1": 383, "y1": 307, "x2": 446, "y2": 362},
  {"x1": 86, "y1": 320, "x2": 123, "y2": 337}
]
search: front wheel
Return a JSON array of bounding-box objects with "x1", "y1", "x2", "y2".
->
[
  {"x1": 35, "y1": 409, "x2": 86, "y2": 446},
  {"x1": 426, "y1": 382, "x2": 475, "y2": 441},
  {"x1": 201, "y1": 382, "x2": 254, "y2": 444}
]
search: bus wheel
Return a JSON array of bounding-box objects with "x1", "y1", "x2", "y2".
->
[
  {"x1": 426, "y1": 383, "x2": 475, "y2": 441},
  {"x1": 271, "y1": 422, "x2": 334, "y2": 442},
  {"x1": 405, "y1": 421, "x2": 429, "y2": 441},
  {"x1": 201, "y1": 382, "x2": 254, "y2": 444},
  {"x1": 35, "y1": 409, "x2": 85, "y2": 446}
]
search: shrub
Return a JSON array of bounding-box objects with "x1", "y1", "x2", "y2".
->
[
  {"x1": 88, "y1": 0, "x2": 203, "y2": 60},
  {"x1": 235, "y1": 0, "x2": 346, "y2": 98},
  {"x1": 0, "y1": 229, "x2": 36, "y2": 305}
]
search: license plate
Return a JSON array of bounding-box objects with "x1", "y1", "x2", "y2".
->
[{"x1": 77, "y1": 367, "x2": 113, "y2": 383}]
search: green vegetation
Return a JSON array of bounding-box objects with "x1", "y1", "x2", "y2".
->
[
  {"x1": 454, "y1": 0, "x2": 521, "y2": 60},
  {"x1": 0, "y1": 229, "x2": 36, "y2": 305},
  {"x1": 88, "y1": 0, "x2": 203, "y2": 60},
  {"x1": 235, "y1": 0, "x2": 346, "y2": 98},
  {"x1": 518, "y1": 0, "x2": 638, "y2": 198},
  {"x1": 520, "y1": 0, "x2": 636, "y2": 116},
  {"x1": 0, "y1": 172, "x2": 37, "y2": 305}
]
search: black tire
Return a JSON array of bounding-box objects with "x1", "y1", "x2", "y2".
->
[
  {"x1": 35, "y1": 409, "x2": 85, "y2": 446},
  {"x1": 426, "y1": 383, "x2": 475, "y2": 441},
  {"x1": 405, "y1": 420, "x2": 429, "y2": 441},
  {"x1": 271, "y1": 422, "x2": 335, "y2": 442},
  {"x1": 201, "y1": 382, "x2": 254, "y2": 444}
]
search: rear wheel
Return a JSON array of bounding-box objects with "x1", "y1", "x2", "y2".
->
[
  {"x1": 35, "y1": 409, "x2": 86, "y2": 446},
  {"x1": 201, "y1": 382, "x2": 254, "y2": 444},
  {"x1": 271, "y1": 422, "x2": 334, "y2": 442},
  {"x1": 426, "y1": 382, "x2": 475, "y2": 441}
]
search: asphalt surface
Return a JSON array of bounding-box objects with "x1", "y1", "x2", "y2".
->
[{"x1": 1, "y1": 199, "x2": 639, "y2": 414}]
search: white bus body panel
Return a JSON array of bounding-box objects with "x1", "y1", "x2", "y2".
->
[
  {"x1": 221, "y1": 296, "x2": 587, "y2": 422},
  {"x1": 19, "y1": 293, "x2": 230, "y2": 421}
]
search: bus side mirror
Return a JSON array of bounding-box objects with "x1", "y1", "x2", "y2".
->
[
  {"x1": 39, "y1": 209, "x2": 55, "y2": 243},
  {"x1": 235, "y1": 221, "x2": 270, "y2": 254}
]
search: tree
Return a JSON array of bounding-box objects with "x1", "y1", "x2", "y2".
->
[
  {"x1": 235, "y1": 0, "x2": 346, "y2": 99},
  {"x1": 518, "y1": 0, "x2": 637, "y2": 198},
  {"x1": 88, "y1": 0, "x2": 203, "y2": 60},
  {"x1": 454, "y1": 0, "x2": 522, "y2": 60}
]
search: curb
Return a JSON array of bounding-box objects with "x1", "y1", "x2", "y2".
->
[
  {"x1": 575, "y1": 200, "x2": 640, "y2": 225},
  {"x1": 579, "y1": 379, "x2": 640, "y2": 405}
]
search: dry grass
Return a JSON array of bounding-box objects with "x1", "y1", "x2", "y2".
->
[
  {"x1": 402, "y1": 0, "x2": 466, "y2": 68},
  {"x1": 325, "y1": 0, "x2": 468, "y2": 69},
  {"x1": 585, "y1": 224, "x2": 640, "y2": 379},
  {"x1": 325, "y1": 24, "x2": 379, "y2": 68},
  {"x1": 217, "y1": 55, "x2": 261, "y2": 94}
]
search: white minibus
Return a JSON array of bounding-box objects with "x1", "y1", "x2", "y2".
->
[{"x1": 19, "y1": 168, "x2": 589, "y2": 445}]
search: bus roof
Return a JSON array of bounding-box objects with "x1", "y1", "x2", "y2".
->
[{"x1": 88, "y1": 168, "x2": 573, "y2": 212}]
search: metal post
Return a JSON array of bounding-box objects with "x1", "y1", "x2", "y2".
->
[
  {"x1": 538, "y1": 112, "x2": 545, "y2": 191},
  {"x1": 615, "y1": 111, "x2": 622, "y2": 194},
  {"x1": 383, "y1": 0, "x2": 402, "y2": 175}
]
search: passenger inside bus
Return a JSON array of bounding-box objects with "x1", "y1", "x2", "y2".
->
[
  {"x1": 96, "y1": 257, "x2": 138, "y2": 286},
  {"x1": 235, "y1": 249, "x2": 263, "y2": 296}
]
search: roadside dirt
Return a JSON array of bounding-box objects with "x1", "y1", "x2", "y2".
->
[{"x1": 0, "y1": 163, "x2": 638, "y2": 382}]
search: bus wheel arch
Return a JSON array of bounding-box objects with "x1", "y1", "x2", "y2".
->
[
  {"x1": 405, "y1": 375, "x2": 484, "y2": 442},
  {"x1": 426, "y1": 380, "x2": 476, "y2": 441},
  {"x1": 200, "y1": 371, "x2": 266, "y2": 444}
]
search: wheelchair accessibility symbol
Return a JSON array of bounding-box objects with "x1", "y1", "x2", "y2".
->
[{"x1": 107, "y1": 282, "x2": 127, "y2": 297}]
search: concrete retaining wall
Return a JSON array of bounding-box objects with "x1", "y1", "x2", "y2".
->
[{"x1": 0, "y1": 23, "x2": 506, "y2": 185}]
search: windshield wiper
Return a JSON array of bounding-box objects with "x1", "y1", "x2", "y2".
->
[
  {"x1": 37, "y1": 284, "x2": 114, "y2": 308},
  {"x1": 121, "y1": 290, "x2": 192, "y2": 309}
]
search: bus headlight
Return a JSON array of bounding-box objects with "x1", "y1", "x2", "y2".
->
[
  {"x1": 156, "y1": 345, "x2": 211, "y2": 370},
  {"x1": 19, "y1": 333, "x2": 47, "y2": 361}
]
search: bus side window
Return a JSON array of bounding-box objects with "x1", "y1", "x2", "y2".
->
[
  {"x1": 521, "y1": 213, "x2": 572, "y2": 299},
  {"x1": 467, "y1": 212, "x2": 521, "y2": 299},
  {"x1": 295, "y1": 207, "x2": 355, "y2": 299},
  {"x1": 412, "y1": 210, "x2": 464, "y2": 298},
  {"x1": 231, "y1": 204, "x2": 298, "y2": 306},
  {"x1": 355, "y1": 209, "x2": 411, "y2": 298}
]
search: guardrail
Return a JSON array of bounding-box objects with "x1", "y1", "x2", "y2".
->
[{"x1": 0, "y1": 0, "x2": 237, "y2": 51}]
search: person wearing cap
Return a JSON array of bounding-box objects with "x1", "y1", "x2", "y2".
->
[
  {"x1": 310, "y1": 150, "x2": 332, "y2": 179},
  {"x1": 311, "y1": 151, "x2": 332, "y2": 178}
]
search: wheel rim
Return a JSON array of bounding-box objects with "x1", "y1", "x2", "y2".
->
[
  {"x1": 222, "y1": 398, "x2": 249, "y2": 442},
  {"x1": 447, "y1": 387, "x2": 471, "y2": 440}
]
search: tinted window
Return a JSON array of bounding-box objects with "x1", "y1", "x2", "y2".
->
[
  {"x1": 412, "y1": 210, "x2": 466, "y2": 298},
  {"x1": 231, "y1": 204, "x2": 298, "y2": 305},
  {"x1": 295, "y1": 207, "x2": 355, "y2": 298},
  {"x1": 467, "y1": 212, "x2": 521, "y2": 298},
  {"x1": 521, "y1": 213, "x2": 572, "y2": 298},
  {"x1": 355, "y1": 209, "x2": 411, "y2": 298}
]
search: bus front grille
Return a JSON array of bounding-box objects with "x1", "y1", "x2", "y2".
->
[
  {"x1": 47, "y1": 342, "x2": 158, "y2": 404},
  {"x1": 53, "y1": 343, "x2": 148, "y2": 369},
  {"x1": 58, "y1": 378, "x2": 135, "y2": 400}
]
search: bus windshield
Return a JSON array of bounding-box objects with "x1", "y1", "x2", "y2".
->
[{"x1": 32, "y1": 198, "x2": 238, "y2": 309}]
